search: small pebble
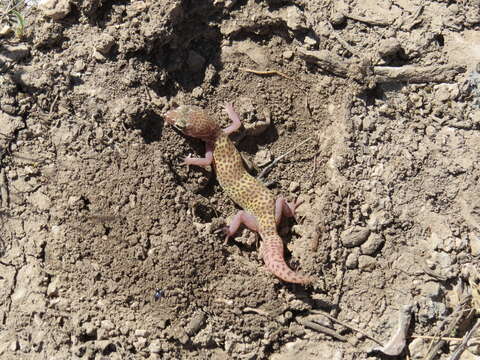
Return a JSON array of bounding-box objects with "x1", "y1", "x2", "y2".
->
[
  {"x1": 345, "y1": 250, "x2": 359, "y2": 269},
  {"x1": 149, "y1": 340, "x2": 161, "y2": 354},
  {"x1": 253, "y1": 149, "x2": 272, "y2": 167},
  {"x1": 186, "y1": 311, "x2": 206, "y2": 336},
  {"x1": 95, "y1": 33, "x2": 115, "y2": 56},
  {"x1": 358, "y1": 255, "x2": 376, "y2": 271},
  {"x1": 408, "y1": 338, "x2": 427, "y2": 359},
  {"x1": 289, "y1": 181, "x2": 300, "y2": 193},
  {"x1": 420, "y1": 281, "x2": 442, "y2": 301},
  {"x1": 341, "y1": 226, "x2": 370, "y2": 248},
  {"x1": 378, "y1": 38, "x2": 402, "y2": 58},
  {"x1": 39, "y1": 0, "x2": 71, "y2": 20},
  {"x1": 360, "y1": 233, "x2": 384, "y2": 255},
  {"x1": 282, "y1": 50, "x2": 294, "y2": 60},
  {"x1": 135, "y1": 329, "x2": 150, "y2": 338},
  {"x1": 101, "y1": 320, "x2": 115, "y2": 331},
  {"x1": 470, "y1": 233, "x2": 480, "y2": 256}
]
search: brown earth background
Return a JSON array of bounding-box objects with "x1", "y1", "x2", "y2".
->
[{"x1": 1, "y1": 0, "x2": 480, "y2": 359}]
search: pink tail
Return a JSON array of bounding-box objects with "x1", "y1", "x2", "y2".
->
[{"x1": 261, "y1": 233, "x2": 312, "y2": 285}]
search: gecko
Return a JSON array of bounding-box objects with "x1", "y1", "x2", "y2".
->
[{"x1": 164, "y1": 103, "x2": 312, "y2": 285}]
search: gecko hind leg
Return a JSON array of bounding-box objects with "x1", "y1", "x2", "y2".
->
[
  {"x1": 223, "y1": 210, "x2": 259, "y2": 244},
  {"x1": 275, "y1": 197, "x2": 304, "y2": 225}
]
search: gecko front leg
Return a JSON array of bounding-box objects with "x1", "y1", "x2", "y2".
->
[{"x1": 183, "y1": 142, "x2": 214, "y2": 167}]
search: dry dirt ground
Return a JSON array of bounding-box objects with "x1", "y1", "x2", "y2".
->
[{"x1": 1, "y1": 0, "x2": 480, "y2": 359}]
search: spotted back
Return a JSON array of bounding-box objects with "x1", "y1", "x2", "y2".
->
[{"x1": 213, "y1": 133, "x2": 276, "y2": 232}]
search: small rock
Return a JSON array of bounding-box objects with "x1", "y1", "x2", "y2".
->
[
  {"x1": 134, "y1": 337, "x2": 147, "y2": 350},
  {"x1": 470, "y1": 233, "x2": 480, "y2": 256},
  {"x1": 289, "y1": 181, "x2": 300, "y2": 193},
  {"x1": 433, "y1": 251, "x2": 453, "y2": 268},
  {"x1": 420, "y1": 282, "x2": 442, "y2": 301},
  {"x1": 95, "y1": 340, "x2": 113, "y2": 351},
  {"x1": 0, "y1": 24, "x2": 12, "y2": 37},
  {"x1": 330, "y1": 11, "x2": 346, "y2": 26},
  {"x1": 95, "y1": 33, "x2": 115, "y2": 56},
  {"x1": 0, "y1": 112, "x2": 23, "y2": 139},
  {"x1": 277, "y1": 5, "x2": 307, "y2": 31},
  {"x1": 253, "y1": 149, "x2": 272, "y2": 167},
  {"x1": 408, "y1": 338, "x2": 427, "y2": 359},
  {"x1": 186, "y1": 311, "x2": 206, "y2": 336},
  {"x1": 73, "y1": 59, "x2": 85, "y2": 72},
  {"x1": 39, "y1": 0, "x2": 71, "y2": 20},
  {"x1": 304, "y1": 35, "x2": 318, "y2": 47},
  {"x1": 341, "y1": 226, "x2": 370, "y2": 248},
  {"x1": 9, "y1": 339, "x2": 18, "y2": 352},
  {"x1": 135, "y1": 329, "x2": 150, "y2": 338},
  {"x1": 358, "y1": 255, "x2": 376, "y2": 271},
  {"x1": 378, "y1": 38, "x2": 402, "y2": 58},
  {"x1": 101, "y1": 320, "x2": 115, "y2": 331},
  {"x1": 362, "y1": 116, "x2": 375, "y2": 131},
  {"x1": 46, "y1": 277, "x2": 60, "y2": 297},
  {"x1": 29, "y1": 191, "x2": 52, "y2": 211},
  {"x1": 149, "y1": 339, "x2": 161, "y2": 354},
  {"x1": 83, "y1": 322, "x2": 97, "y2": 338},
  {"x1": 282, "y1": 50, "x2": 294, "y2": 60},
  {"x1": 434, "y1": 84, "x2": 459, "y2": 102},
  {"x1": 360, "y1": 233, "x2": 384, "y2": 255},
  {"x1": 345, "y1": 250, "x2": 359, "y2": 269},
  {"x1": 187, "y1": 50, "x2": 205, "y2": 72},
  {"x1": 191, "y1": 87, "x2": 203, "y2": 99}
]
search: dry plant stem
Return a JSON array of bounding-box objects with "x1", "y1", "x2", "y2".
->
[
  {"x1": 298, "y1": 48, "x2": 466, "y2": 84},
  {"x1": 297, "y1": 48, "x2": 349, "y2": 77},
  {"x1": 239, "y1": 67, "x2": 294, "y2": 81},
  {"x1": 424, "y1": 298, "x2": 471, "y2": 360},
  {"x1": 242, "y1": 307, "x2": 271, "y2": 318},
  {"x1": 297, "y1": 318, "x2": 347, "y2": 342},
  {"x1": 311, "y1": 309, "x2": 383, "y2": 345},
  {"x1": 257, "y1": 136, "x2": 313, "y2": 180},
  {"x1": 343, "y1": 12, "x2": 391, "y2": 26},
  {"x1": 373, "y1": 65, "x2": 466, "y2": 83},
  {"x1": 447, "y1": 319, "x2": 480, "y2": 360},
  {"x1": 0, "y1": 168, "x2": 9, "y2": 208},
  {"x1": 411, "y1": 335, "x2": 469, "y2": 342}
]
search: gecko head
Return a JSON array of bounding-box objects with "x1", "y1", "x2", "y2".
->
[{"x1": 164, "y1": 105, "x2": 220, "y2": 142}]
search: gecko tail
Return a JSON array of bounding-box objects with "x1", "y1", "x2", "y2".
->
[{"x1": 261, "y1": 234, "x2": 313, "y2": 285}]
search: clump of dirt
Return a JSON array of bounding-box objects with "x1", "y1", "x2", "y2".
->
[{"x1": 1, "y1": 0, "x2": 480, "y2": 359}]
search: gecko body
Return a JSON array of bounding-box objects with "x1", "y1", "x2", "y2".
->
[{"x1": 165, "y1": 104, "x2": 312, "y2": 284}]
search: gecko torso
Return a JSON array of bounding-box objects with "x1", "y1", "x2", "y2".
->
[{"x1": 164, "y1": 104, "x2": 312, "y2": 285}]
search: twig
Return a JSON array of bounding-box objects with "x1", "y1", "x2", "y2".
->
[
  {"x1": 297, "y1": 48, "x2": 350, "y2": 77},
  {"x1": 447, "y1": 319, "x2": 480, "y2": 360},
  {"x1": 257, "y1": 136, "x2": 313, "y2": 180},
  {"x1": 411, "y1": 335, "x2": 471, "y2": 342},
  {"x1": 373, "y1": 65, "x2": 466, "y2": 84},
  {"x1": 239, "y1": 67, "x2": 294, "y2": 81},
  {"x1": 424, "y1": 296, "x2": 471, "y2": 360},
  {"x1": 243, "y1": 307, "x2": 271, "y2": 318},
  {"x1": 297, "y1": 318, "x2": 348, "y2": 342},
  {"x1": 343, "y1": 13, "x2": 391, "y2": 26},
  {"x1": 0, "y1": 168, "x2": 9, "y2": 208},
  {"x1": 311, "y1": 309, "x2": 383, "y2": 345}
]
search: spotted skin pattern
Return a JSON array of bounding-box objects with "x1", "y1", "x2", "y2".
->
[{"x1": 165, "y1": 104, "x2": 312, "y2": 284}]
